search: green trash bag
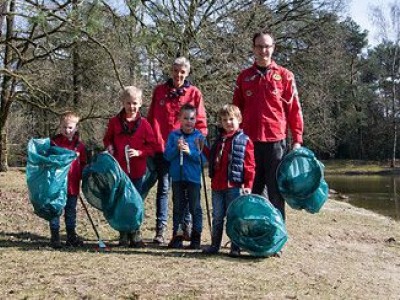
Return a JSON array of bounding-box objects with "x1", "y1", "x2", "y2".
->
[
  {"x1": 82, "y1": 152, "x2": 143, "y2": 232},
  {"x1": 26, "y1": 138, "x2": 77, "y2": 221},
  {"x1": 226, "y1": 194, "x2": 288, "y2": 257},
  {"x1": 277, "y1": 146, "x2": 329, "y2": 213}
]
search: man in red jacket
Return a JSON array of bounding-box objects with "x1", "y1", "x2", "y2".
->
[
  {"x1": 233, "y1": 31, "x2": 304, "y2": 220},
  {"x1": 147, "y1": 57, "x2": 207, "y2": 244},
  {"x1": 50, "y1": 112, "x2": 87, "y2": 248}
]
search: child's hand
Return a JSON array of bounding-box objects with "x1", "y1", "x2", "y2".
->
[
  {"x1": 178, "y1": 138, "x2": 190, "y2": 155},
  {"x1": 242, "y1": 188, "x2": 251, "y2": 195},
  {"x1": 127, "y1": 148, "x2": 140, "y2": 157},
  {"x1": 107, "y1": 145, "x2": 114, "y2": 155}
]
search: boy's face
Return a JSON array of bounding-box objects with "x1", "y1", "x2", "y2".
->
[
  {"x1": 179, "y1": 110, "x2": 196, "y2": 133},
  {"x1": 60, "y1": 120, "x2": 78, "y2": 140},
  {"x1": 221, "y1": 114, "x2": 240, "y2": 134},
  {"x1": 123, "y1": 95, "x2": 142, "y2": 117}
]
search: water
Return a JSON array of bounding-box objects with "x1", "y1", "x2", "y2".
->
[{"x1": 325, "y1": 175, "x2": 400, "y2": 221}]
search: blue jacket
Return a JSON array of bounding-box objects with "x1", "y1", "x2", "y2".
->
[{"x1": 164, "y1": 129, "x2": 206, "y2": 184}]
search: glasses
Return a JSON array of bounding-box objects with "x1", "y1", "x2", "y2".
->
[{"x1": 254, "y1": 44, "x2": 274, "y2": 50}]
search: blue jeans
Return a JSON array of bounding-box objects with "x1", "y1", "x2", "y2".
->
[
  {"x1": 212, "y1": 188, "x2": 241, "y2": 251},
  {"x1": 49, "y1": 195, "x2": 78, "y2": 231},
  {"x1": 172, "y1": 181, "x2": 202, "y2": 233},
  {"x1": 154, "y1": 153, "x2": 191, "y2": 229}
]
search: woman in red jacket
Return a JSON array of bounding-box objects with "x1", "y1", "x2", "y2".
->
[
  {"x1": 147, "y1": 57, "x2": 208, "y2": 244},
  {"x1": 103, "y1": 86, "x2": 156, "y2": 247}
]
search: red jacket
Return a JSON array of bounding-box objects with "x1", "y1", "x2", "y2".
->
[
  {"x1": 103, "y1": 112, "x2": 156, "y2": 180},
  {"x1": 233, "y1": 61, "x2": 303, "y2": 144},
  {"x1": 51, "y1": 133, "x2": 87, "y2": 196},
  {"x1": 204, "y1": 130, "x2": 255, "y2": 191},
  {"x1": 147, "y1": 80, "x2": 208, "y2": 152}
]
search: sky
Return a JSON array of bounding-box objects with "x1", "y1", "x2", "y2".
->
[{"x1": 347, "y1": 0, "x2": 391, "y2": 46}]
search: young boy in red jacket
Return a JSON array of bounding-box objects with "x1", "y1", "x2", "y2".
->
[
  {"x1": 103, "y1": 86, "x2": 156, "y2": 247},
  {"x1": 50, "y1": 111, "x2": 87, "y2": 249},
  {"x1": 202, "y1": 104, "x2": 255, "y2": 257}
]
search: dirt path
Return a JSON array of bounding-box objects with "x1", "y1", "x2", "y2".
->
[{"x1": 1, "y1": 170, "x2": 399, "y2": 299}]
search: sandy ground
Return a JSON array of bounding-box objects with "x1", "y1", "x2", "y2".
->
[{"x1": 0, "y1": 170, "x2": 399, "y2": 299}]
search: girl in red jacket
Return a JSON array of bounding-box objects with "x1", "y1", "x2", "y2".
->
[
  {"x1": 103, "y1": 86, "x2": 156, "y2": 248},
  {"x1": 50, "y1": 112, "x2": 87, "y2": 249}
]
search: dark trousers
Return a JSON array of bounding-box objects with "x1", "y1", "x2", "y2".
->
[{"x1": 252, "y1": 140, "x2": 287, "y2": 220}]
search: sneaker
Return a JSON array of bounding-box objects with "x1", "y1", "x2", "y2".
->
[
  {"x1": 153, "y1": 226, "x2": 166, "y2": 245},
  {"x1": 167, "y1": 236, "x2": 183, "y2": 249},
  {"x1": 228, "y1": 248, "x2": 241, "y2": 258},
  {"x1": 118, "y1": 232, "x2": 130, "y2": 247},
  {"x1": 202, "y1": 245, "x2": 219, "y2": 255},
  {"x1": 66, "y1": 234, "x2": 84, "y2": 247},
  {"x1": 50, "y1": 230, "x2": 62, "y2": 249},
  {"x1": 183, "y1": 223, "x2": 192, "y2": 241},
  {"x1": 129, "y1": 231, "x2": 146, "y2": 248}
]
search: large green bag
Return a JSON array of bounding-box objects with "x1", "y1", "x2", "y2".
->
[
  {"x1": 82, "y1": 152, "x2": 143, "y2": 232},
  {"x1": 26, "y1": 138, "x2": 77, "y2": 221},
  {"x1": 226, "y1": 194, "x2": 288, "y2": 257},
  {"x1": 277, "y1": 147, "x2": 329, "y2": 213}
]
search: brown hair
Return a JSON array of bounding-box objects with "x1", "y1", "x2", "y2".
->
[
  {"x1": 252, "y1": 30, "x2": 275, "y2": 46},
  {"x1": 218, "y1": 104, "x2": 242, "y2": 124}
]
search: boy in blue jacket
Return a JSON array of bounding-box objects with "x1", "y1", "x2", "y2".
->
[{"x1": 164, "y1": 104, "x2": 205, "y2": 249}]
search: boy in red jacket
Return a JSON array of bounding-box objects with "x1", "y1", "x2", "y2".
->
[
  {"x1": 202, "y1": 104, "x2": 255, "y2": 257},
  {"x1": 103, "y1": 86, "x2": 156, "y2": 247},
  {"x1": 50, "y1": 111, "x2": 87, "y2": 249}
]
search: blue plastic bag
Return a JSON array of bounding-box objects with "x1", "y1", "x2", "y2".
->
[
  {"x1": 82, "y1": 152, "x2": 143, "y2": 232},
  {"x1": 277, "y1": 147, "x2": 329, "y2": 213},
  {"x1": 26, "y1": 138, "x2": 77, "y2": 221},
  {"x1": 226, "y1": 194, "x2": 288, "y2": 257}
]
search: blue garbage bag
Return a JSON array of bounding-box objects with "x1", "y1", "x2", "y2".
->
[
  {"x1": 226, "y1": 194, "x2": 288, "y2": 257},
  {"x1": 26, "y1": 138, "x2": 77, "y2": 221},
  {"x1": 277, "y1": 147, "x2": 329, "y2": 213},
  {"x1": 82, "y1": 152, "x2": 143, "y2": 232}
]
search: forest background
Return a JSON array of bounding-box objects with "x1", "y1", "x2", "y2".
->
[{"x1": 1, "y1": 0, "x2": 400, "y2": 171}]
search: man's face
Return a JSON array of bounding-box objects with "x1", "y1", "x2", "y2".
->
[
  {"x1": 123, "y1": 95, "x2": 142, "y2": 117},
  {"x1": 253, "y1": 34, "x2": 275, "y2": 66},
  {"x1": 60, "y1": 120, "x2": 78, "y2": 140},
  {"x1": 179, "y1": 110, "x2": 196, "y2": 133},
  {"x1": 171, "y1": 64, "x2": 189, "y2": 88}
]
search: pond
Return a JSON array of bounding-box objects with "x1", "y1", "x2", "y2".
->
[{"x1": 325, "y1": 175, "x2": 400, "y2": 221}]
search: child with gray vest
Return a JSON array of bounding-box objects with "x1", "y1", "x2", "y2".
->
[{"x1": 202, "y1": 104, "x2": 255, "y2": 257}]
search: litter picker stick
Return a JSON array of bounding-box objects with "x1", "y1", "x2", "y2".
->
[
  {"x1": 125, "y1": 145, "x2": 130, "y2": 175},
  {"x1": 199, "y1": 144, "x2": 212, "y2": 237},
  {"x1": 78, "y1": 195, "x2": 108, "y2": 251}
]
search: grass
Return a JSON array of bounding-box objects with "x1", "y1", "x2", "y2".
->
[{"x1": 1, "y1": 169, "x2": 400, "y2": 299}]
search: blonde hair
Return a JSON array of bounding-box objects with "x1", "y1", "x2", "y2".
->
[
  {"x1": 173, "y1": 56, "x2": 191, "y2": 72},
  {"x1": 60, "y1": 111, "x2": 80, "y2": 124},
  {"x1": 218, "y1": 104, "x2": 242, "y2": 124},
  {"x1": 120, "y1": 86, "x2": 143, "y2": 102}
]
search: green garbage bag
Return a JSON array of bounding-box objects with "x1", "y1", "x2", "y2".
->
[
  {"x1": 277, "y1": 147, "x2": 329, "y2": 213},
  {"x1": 226, "y1": 194, "x2": 288, "y2": 257},
  {"x1": 82, "y1": 152, "x2": 143, "y2": 232},
  {"x1": 26, "y1": 138, "x2": 77, "y2": 221}
]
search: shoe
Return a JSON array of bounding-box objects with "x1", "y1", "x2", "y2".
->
[
  {"x1": 118, "y1": 232, "x2": 129, "y2": 247},
  {"x1": 153, "y1": 226, "x2": 166, "y2": 245},
  {"x1": 183, "y1": 223, "x2": 192, "y2": 241},
  {"x1": 188, "y1": 231, "x2": 201, "y2": 249},
  {"x1": 228, "y1": 248, "x2": 241, "y2": 258},
  {"x1": 272, "y1": 251, "x2": 282, "y2": 258},
  {"x1": 129, "y1": 230, "x2": 146, "y2": 248},
  {"x1": 50, "y1": 229, "x2": 62, "y2": 249},
  {"x1": 167, "y1": 235, "x2": 183, "y2": 249},
  {"x1": 202, "y1": 245, "x2": 219, "y2": 254},
  {"x1": 66, "y1": 231, "x2": 84, "y2": 247}
]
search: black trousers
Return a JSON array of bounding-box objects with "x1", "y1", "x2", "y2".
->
[{"x1": 252, "y1": 140, "x2": 287, "y2": 220}]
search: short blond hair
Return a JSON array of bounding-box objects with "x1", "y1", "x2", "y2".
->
[
  {"x1": 218, "y1": 104, "x2": 242, "y2": 124},
  {"x1": 60, "y1": 111, "x2": 80, "y2": 124},
  {"x1": 120, "y1": 86, "x2": 143, "y2": 102}
]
